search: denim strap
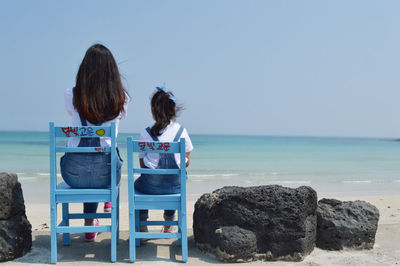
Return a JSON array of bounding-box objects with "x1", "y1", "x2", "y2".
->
[
  {"x1": 173, "y1": 126, "x2": 184, "y2": 142},
  {"x1": 79, "y1": 114, "x2": 88, "y2": 126},
  {"x1": 145, "y1": 127, "x2": 159, "y2": 141}
]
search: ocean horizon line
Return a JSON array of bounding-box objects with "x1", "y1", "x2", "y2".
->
[{"x1": 0, "y1": 129, "x2": 397, "y2": 141}]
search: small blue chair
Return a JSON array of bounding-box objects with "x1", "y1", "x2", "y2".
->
[
  {"x1": 49, "y1": 122, "x2": 120, "y2": 263},
  {"x1": 127, "y1": 137, "x2": 188, "y2": 262}
]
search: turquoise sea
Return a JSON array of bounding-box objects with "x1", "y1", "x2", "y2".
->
[{"x1": 1, "y1": 131, "x2": 400, "y2": 200}]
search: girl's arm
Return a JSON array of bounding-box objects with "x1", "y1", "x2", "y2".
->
[
  {"x1": 186, "y1": 152, "x2": 191, "y2": 167},
  {"x1": 139, "y1": 158, "x2": 145, "y2": 168}
]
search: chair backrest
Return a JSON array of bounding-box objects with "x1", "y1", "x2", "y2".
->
[
  {"x1": 49, "y1": 122, "x2": 117, "y2": 192},
  {"x1": 127, "y1": 137, "x2": 187, "y2": 194}
]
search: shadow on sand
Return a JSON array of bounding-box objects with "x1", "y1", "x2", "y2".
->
[{"x1": 13, "y1": 230, "x2": 223, "y2": 264}]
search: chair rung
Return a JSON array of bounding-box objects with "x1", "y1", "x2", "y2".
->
[
  {"x1": 56, "y1": 195, "x2": 111, "y2": 203},
  {"x1": 56, "y1": 225, "x2": 111, "y2": 233},
  {"x1": 140, "y1": 221, "x2": 178, "y2": 226},
  {"x1": 55, "y1": 147, "x2": 111, "y2": 153},
  {"x1": 55, "y1": 186, "x2": 119, "y2": 204},
  {"x1": 68, "y1": 213, "x2": 112, "y2": 219},
  {"x1": 133, "y1": 168, "x2": 180, "y2": 175},
  {"x1": 135, "y1": 195, "x2": 180, "y2": 201},
  {"x1": 56, "y1": 188, "x2": 111, "y2": 195},
  {"x1": 135, "y1": 232, "x2": 180, "y2": 239},
  {"x1": 135, "y1": 202, "x2": 180, "y2": 210}
]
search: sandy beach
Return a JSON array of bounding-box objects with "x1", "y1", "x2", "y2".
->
[
  {"x1": 4, "y1": 185, "x2": 400, "y2": 266},
  {"x1": 2, "y1": 0, "x2": 400, "y2": 265}
]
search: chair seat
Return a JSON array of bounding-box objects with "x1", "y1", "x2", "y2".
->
[
  {"x1": 134, "y1": 189, "x2": 181, "y2": 202},
  {"x1": 133, "y1": 189, "x2": 181, "y2": 210},
  {"x1": 55, "y1": 182, "x2": 119, "y2": 204},
  {"x1": 56, "y1": 181, "x2": 116, "y2": 192}
]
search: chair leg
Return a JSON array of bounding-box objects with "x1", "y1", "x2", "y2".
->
[
  {"x1": 50, "y1": 202, "x2": 57, "y2": 264},
  {"x1": 178, "y1": 210, "x2": 182, "y2": 246},
  {"x1": 135, "y1": 210, "x2": 140, "y2": 247},
  {"x1": 129, "y1": 206, "x2": 136, "y2": 262},
  {"x1": 117, "y1": 190, "x2": 120, "y2": 245},
  {"x1": 180, "y1": 209, "x2": 188, "y2": 262},
  {"x1": 178, "y1": 209, "x2": 182, "y2": 246},
  {"x1": 178, "y1": 229, "x2": 182, "y2": 246},
  {"x1": 111, "y1": 200, "x2": 117, "y2": 262},
  {"x1": 62, "y1": 203, "x2": 70, "y2": 246}
]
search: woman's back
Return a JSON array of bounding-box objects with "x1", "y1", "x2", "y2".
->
[{"x1": 64, "y1": 87, "x2": 128, "y2": 147}]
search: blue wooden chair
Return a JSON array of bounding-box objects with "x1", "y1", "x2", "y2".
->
[
  {"x1": 49, "y1": 122, "x2": 120, "y2": 263},
  {"x1": 127, "y1": 137, "x2": 188, "y2": 262}
]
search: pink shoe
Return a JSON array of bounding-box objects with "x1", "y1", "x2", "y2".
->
[
  {"x1": 85, "y1": 219, "x2": 99, "y2": 242},
  {"x1": 104, "y1": 202, "x2": 111, "y2": 212},
  {"x1": 162, "y1": 225, "x2": 176, "y2": 233}
]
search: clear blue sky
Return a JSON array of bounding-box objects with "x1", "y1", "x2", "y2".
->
[{"x1": 1, "y1": 1, "x2": 399, "y2": 137}]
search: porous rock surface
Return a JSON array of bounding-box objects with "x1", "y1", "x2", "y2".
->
[
  {"x1": 0, "y1": 172, "x2": 32, "y2": 261},
  {"x1": 316, "y1": 198, "x2": 379, "y2": 250},
  {"x1": 193, "y1": 185, "x2": 318, "y2": 262}
]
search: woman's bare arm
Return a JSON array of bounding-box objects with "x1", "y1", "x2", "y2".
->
[{"x1": 186, "y1": 152, "x2": 191, "y2": 167}]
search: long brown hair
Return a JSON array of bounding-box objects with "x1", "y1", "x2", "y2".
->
[{"x1": 73, "y1": 44, "x2": 128, "y2": 125}]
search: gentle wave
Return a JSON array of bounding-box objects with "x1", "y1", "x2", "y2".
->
[
  {"x1": 189, "y1": 174, "x2": 218, "y2": 178},
  {"x1": 274, "y1": 180, "x2": 312, "y2": 184},
  {"x1": 221, "y1": 173, "x2": 240, "y2": 177},
  {"x1": 189, "y1": 173, "x2": 240, "y2": 178},
  {"x1": 342, "y1": 180, "x2": 373, "y2": 184},
  {"x1": 18, "y1": 176, "x2": 39, "y2": 180},
  {"x1": 0, "y1": 140, "x2": 48, "y2": 146}
]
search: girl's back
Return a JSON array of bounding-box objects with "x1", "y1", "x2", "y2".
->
[
  {"x1": 135, "y1": 85, "x2": 193, "y2": 195},
  {"x1": 134, "y1": 85, "x2": 193, "y2": 232}
]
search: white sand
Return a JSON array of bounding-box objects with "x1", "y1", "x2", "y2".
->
[{"x1": 5, "y1": 194, "x2": 400, "y2": 265}]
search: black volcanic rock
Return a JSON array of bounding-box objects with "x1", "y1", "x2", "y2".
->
[
  {"x1": 316, "y1": 198, "x2": 379, "y2": 250},
  {"x1": 193, "y1": 185, "x2": 318, "y2": 262},
  {"x1": 0, "y1": 173, "x2": 32, "y2": 261},
  {"x1": 0, "y1": 172, "x2": 26, "y2": 220}
]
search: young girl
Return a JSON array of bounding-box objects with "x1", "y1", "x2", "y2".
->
[
  {"x1": 60, "y1": 44, "x2": 129, "y2": 241},
  {"x1": 135, "y1": 85, "x2": 193, "y2": 233}
]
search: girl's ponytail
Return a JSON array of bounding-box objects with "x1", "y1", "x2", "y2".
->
[{"x1": 150, "y1": 89, "x2": 180, "y2": 137}]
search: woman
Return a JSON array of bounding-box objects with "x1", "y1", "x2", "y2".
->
[{"x1": 60, "y1": 44, "x2": 129, "y2": 241}]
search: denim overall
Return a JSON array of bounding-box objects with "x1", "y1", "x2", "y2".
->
[
  {"x1": 134, "y1": 126, "x2": 184, "y2": 220},
  {"x1": 60, "y1": 115, "x2": 122, "y2": 214}
]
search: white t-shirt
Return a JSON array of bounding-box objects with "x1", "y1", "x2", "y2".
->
[
  {"x1": 64, "y1": 87, "x2": 129, "y2": 147},
  {"x1": 139, "y1": 121, "x2": 194, "y2": 169}
]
